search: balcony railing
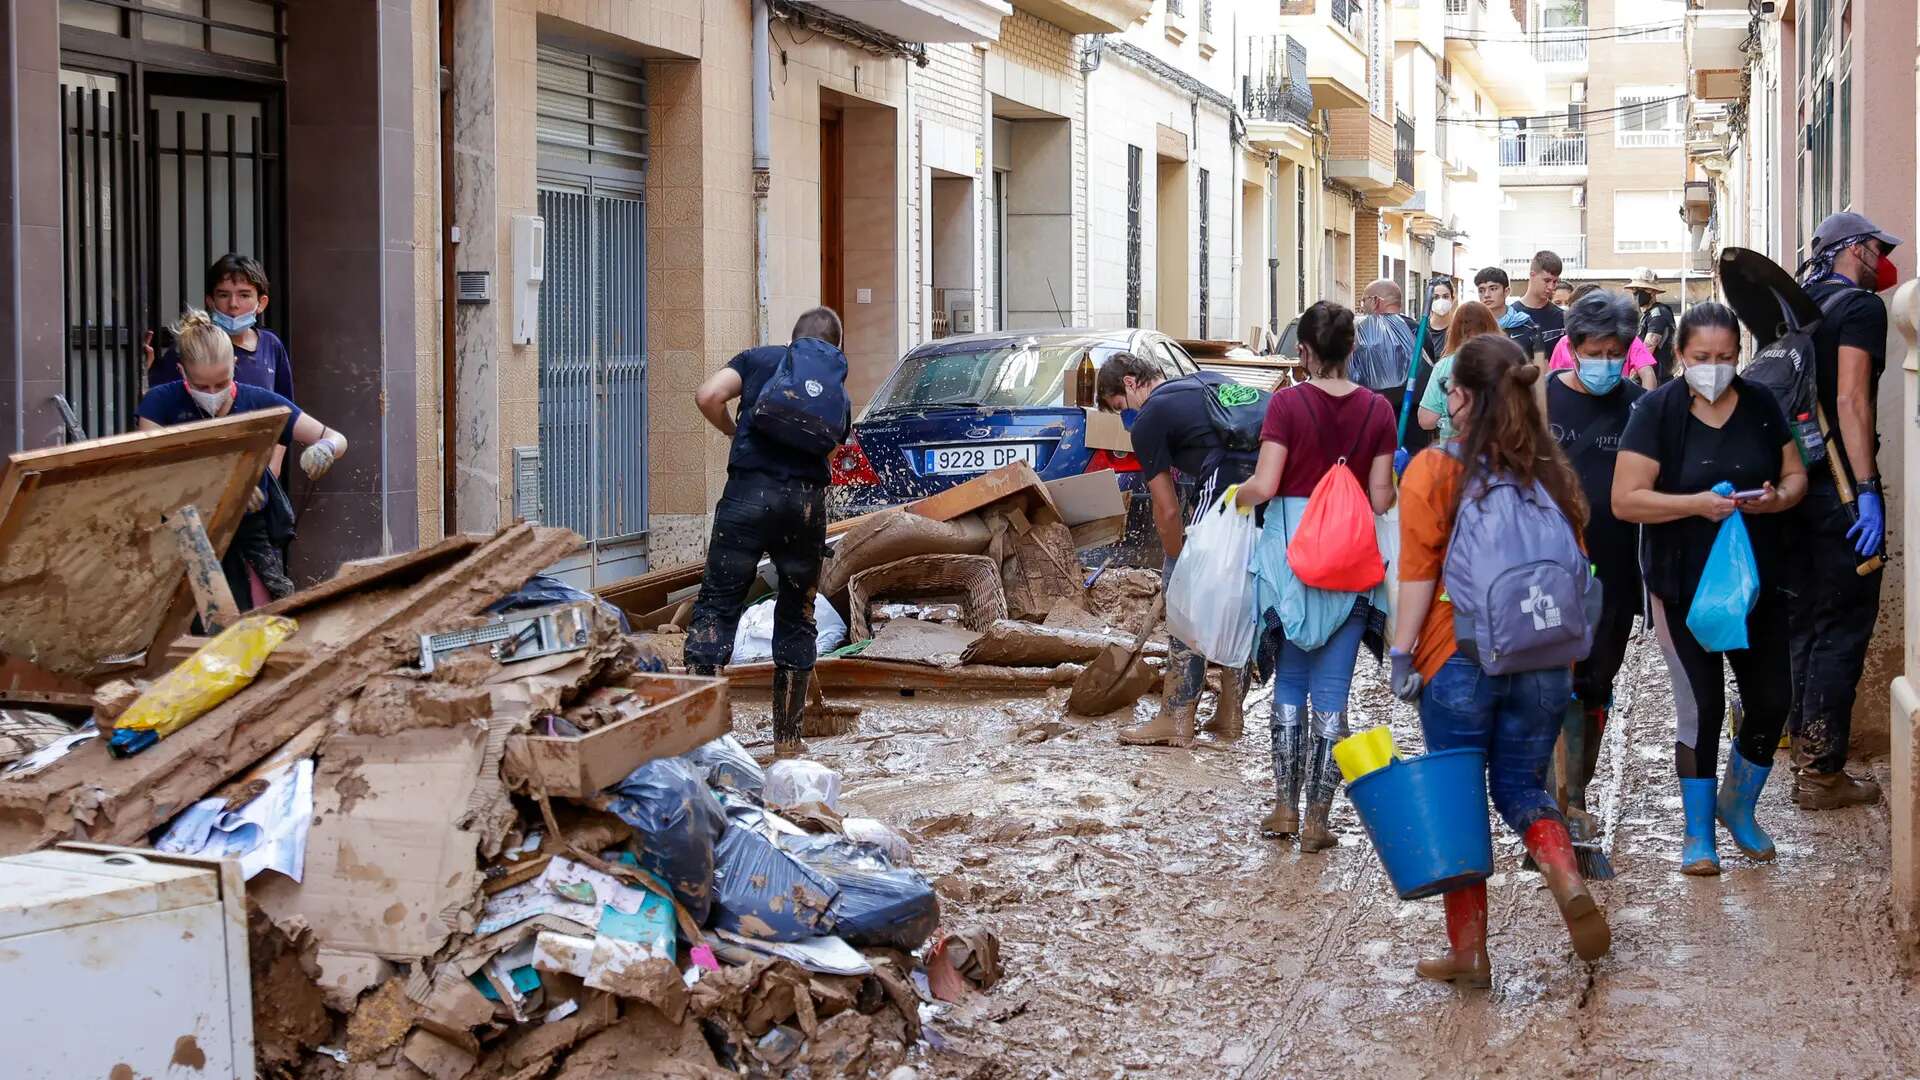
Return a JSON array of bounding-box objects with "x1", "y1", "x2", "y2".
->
[
  {"x1": 1617, "y1": 128, "x2": 1683, "y2": 149},
  {"x1": 1395, "y1": 112, "x2": 1415, "y2": 186},
  {"x1": 1242, "y1": 35, "x2": 1313, "y2": 130},
  {"x1": 1200, "y1": 0, "x2": 1212, "y2": 33},
  {"x1": 1445, "y1": 0, "x2": 1469, "y2": 15},
  {"x1": 1501, "y1": 234, "x2": 1586, "y2": 276},
  {"x1": 1331, "y1": 0, "x2": 1364, "y2": 38},
  {"x1": 1166, "y1": 0, "x2": 1184, "y2": 14},
  {"x1": 1499, "y1": 132, "x2": 1587, "y2": 168},
  {"x1": 1531, "y1": 35, "x2": 1587, "y2": 63}
]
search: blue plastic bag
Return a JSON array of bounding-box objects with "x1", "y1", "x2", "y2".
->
[
  {"x1": 603, "y1": 758, "x2": 727, "y2": 923},
  {"x1": 1687, "y1": 490, "x2": 1759, "y2": 653}
]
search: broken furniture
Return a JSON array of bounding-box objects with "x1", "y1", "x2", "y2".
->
[{"x1": 846, "y1": 554, "x2": 1007, "y2": 642}]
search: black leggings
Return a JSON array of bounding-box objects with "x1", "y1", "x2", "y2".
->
[
  {"x1": 1649, "y1": 582, "x2": 1793, "y2": 779},
  {"x1": 1572, "y1": 581, "x2": 1638, "y2": 711}
]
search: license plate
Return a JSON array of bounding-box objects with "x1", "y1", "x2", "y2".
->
[{"x1": 924, "y1": 443, "x2": 1036, "y2": 475}]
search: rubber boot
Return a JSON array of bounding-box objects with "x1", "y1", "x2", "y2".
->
[
  {"x1": 1415, "y1": 882, "x2": 1492, "y2": 988},
  {"x1": 1521, "y1": 818, "x2": 1611, "y2": 962},
  {"x1": 1716, "y1": 751, "x2": 1777, "y2": 860},
  {"x1": 1202, "y1": 666, "x2": 1248, "y2": 741},
  {"x1": 1678, "y1": 777, "x2": 1721, "y2": 876},
  {"x1": 1563, "y1": 706, "x2": 1606, "y2": 842},
  {"x1": 1298, "y1": 710, "x2": 1348, "y2": 853},
  {"x1": 1261, "y1": 704, "x2": 1305, "y2": 837},
  {"x1": 1793, "y1": 769, "x2": 1882, "y2": 810},
  {"x1": 770, "y1": 667, "x2": 809, "y2": 759},
  {"x1": 1119, "y1": 697, "x2": 1196, "y2": 747},
  {"x1": 687, "y1": 662, "x2": 719, "y2": 678}
]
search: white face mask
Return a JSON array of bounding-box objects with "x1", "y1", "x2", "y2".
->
[
  {"x1": 188, "y1": 384, "x2": 231, "y2": 415},
  {"x1": 1430, "y1": 298, "x2": 1455, "y2": 318},
  {"x1": 1684, "y1": 362, "x2": 1735, "y2": 403}
]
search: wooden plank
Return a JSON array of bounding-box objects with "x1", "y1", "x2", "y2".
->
[
  {"x1": 1068, "y1": 515, "x2": 1126, "y2": 552},
  {"x1": 905, "y1": 462, "x2": 1062, "y2": 527},
  {"x1": 725, "y1": 657, "x2": 1081, "y2": 692},
  {"x1": 500, "y1": 673, "x2": 729, "y2": 798},
  {"x1": 0, "y1": 523, "x2": 582, "y2": 855},
  {"x1": 252, "y1": 532, "x2": 483, "y2": 619},
  {"x1": 959, "y1": 619, "x2": 1167, "y2": 667},
  {"x1": 596, "y1": 512, "x2": 877, "y2": 616},
  {"x1": 0, "y1": 410, "x2": 285, "y2": 679},
  {"x1": 0, "y1": 653, "x2": 101, "y2": 708},
  {"x1": 165, "y1": 505, "x2": 241, "y2": 632}
]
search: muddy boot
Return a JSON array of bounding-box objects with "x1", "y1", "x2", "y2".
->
[
  {"x1": 1715, "y1": 750, "x2": 1777, "y2": 860},
  {"x1": 1563, "y1": 706, "x2": 1606, "y2": 842},
  {"x1": 687, "y1": 662, "x2": 719, "y2": 678},
  {"x1": 1416, "y1": 881, "x2": 1492, "y2": 988},
  {"x1": 1793, "y1": 769, "x2": 1882, "y2": 810},
  {"x1": 1679, "y1": 777, "x2": 1720, "y2": 876},
  {"x1": 1119, "y1": 698, "x2": 1196, "y2": 747},
  {"x1": 1298, "y1": 710, "x2": 1348, "y2": 853},
  {"x1": 1522, "y1": 818, "x2": 1610, "y2": 962},
  {"x1": 1261, "y1": 704, "x2": 1305, "y2": 836},
  {"x1": 770, "y1": 667, "x2": 809, "y2": 759},
  {"x1": 1202, "y1": 667, "x2": 1248, "y2": 741}
]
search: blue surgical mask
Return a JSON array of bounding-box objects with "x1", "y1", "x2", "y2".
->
[
  {"x1": 1576, "y1": 357, "x2": 1625, "y2": 394},
  {"x1": 212, "y1": 308, "x2": 257, "y2": 335}
]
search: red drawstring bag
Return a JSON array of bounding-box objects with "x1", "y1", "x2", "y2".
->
[{"x1": 1286, "y1": 397, "x2": 1385, "y2": 592}]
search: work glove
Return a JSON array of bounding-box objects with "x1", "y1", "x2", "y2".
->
[
  {"x1": 1848, "y1": 490, "x2": 1885, "y2": 558},
  {"x1": 246, "y1": 485, "x2": 266, "y2": 513},
  {"x1": 1393, "y1": 446, "x2": 1411, "y2": 478},
  {"x1": 1388, "y1": 648, "x2": 1423, "y2": 703},
  {"x1": 300, "y1": 437, "x2": 337, "y2": 480},
  {"x1": 1218, "y1": 483, "x2": 1252, "y2": 516}
]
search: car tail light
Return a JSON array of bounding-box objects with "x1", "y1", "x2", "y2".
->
[
  {"x1": 830, "y1": 439, "x2": 880, "y2": 486},
  {"x1": 1085, "y1": 447, "x2": 1140, "y2": 474}
]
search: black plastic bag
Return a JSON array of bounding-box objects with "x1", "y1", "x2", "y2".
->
[
  {"x1": 604, "y1": 757, "x2": 727, "y2": 922},
  {"x1": 778, "y1": 833, "x2": 941, "y2": 951},
  {"x1": 683, "y1": 735, "x2": 765, "y2": 799},
  {"x1": 709, "y1": 819, "x2": 838, "y2": 941}
]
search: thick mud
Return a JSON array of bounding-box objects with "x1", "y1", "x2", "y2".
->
[{"x1": 739, "y1": 624, "x2": 1917, "y2": 1079}]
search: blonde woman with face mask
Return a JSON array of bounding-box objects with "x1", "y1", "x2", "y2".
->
[
  {"x1": 136, "y1": 309, "x2": 347, "y2": 609},
  {"x1": 1612, "y1": 302, "x2": 1806, "y2": 876}
]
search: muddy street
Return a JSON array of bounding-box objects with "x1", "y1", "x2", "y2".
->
[{"x1": 747, "y1": 625, "x2": 1918, "y2": 1079}]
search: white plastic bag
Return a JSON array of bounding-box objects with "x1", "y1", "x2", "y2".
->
[
  {"x1": 1165, "y1": 495, "x2": 1259, "y2": 665},
  {"x1": 765, "y1": 759, "x2": 844, "y2": 812},
  {"x1": 842, "y1": 817, "x2": 911, "y2": 864},
  {"x1": 732, "y1": 594, "x2": 850, "y2": 663}
]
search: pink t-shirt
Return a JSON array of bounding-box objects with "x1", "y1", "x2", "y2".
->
[{"x1": 1549, "y1": 334, "x2": 1657, "y2": 374}]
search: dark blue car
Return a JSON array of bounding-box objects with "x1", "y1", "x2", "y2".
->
[{"x1": 828, "y1": 328, "x2": 1209, "y2": 555}]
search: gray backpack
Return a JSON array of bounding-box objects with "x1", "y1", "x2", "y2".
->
[{"x1": 1442, "y1": 456, "x2": 1601, "y2": 674}]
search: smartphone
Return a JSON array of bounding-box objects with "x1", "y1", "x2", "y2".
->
[{"x1": 1729, "y1": 488, "x2": 1769, "y2": 501}]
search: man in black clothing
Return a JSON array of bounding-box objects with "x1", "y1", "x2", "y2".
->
[
  {"x1": 1789, "y1": 211, "x2": 1902, "y2": 809},
  {"x1": 686, "y1": 307, "x2": 849, "y2": 757},
  {"x1": 1624, "y1": 266, "x2": 1676, "y2": 384},
  {"x1": 1509, "y1": 249, "x2": 1566, "y2": 355},
  {"x1": 1096, "y1": 353, "x2": 1258, "y2": 748}
]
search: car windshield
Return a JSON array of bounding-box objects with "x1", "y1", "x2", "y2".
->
[{"x1": 865, "y1": 343, "x2": 1123, "y2": 414}]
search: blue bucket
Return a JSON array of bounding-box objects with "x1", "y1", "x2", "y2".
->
[{"x1": 1346, "y1": 748, "x2": 1494, "y2": 900}]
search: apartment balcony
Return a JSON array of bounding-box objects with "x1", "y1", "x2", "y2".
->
[
  {"x1": 1501, "y1": 234, "x2": 1586, "y2": 277},
  {"x1": 1686, "y1": 6, "x2": 1749, "y2": 101},
  {"x1": 808, "y1": 0, "x2": 1012, "y2": 41},
  {"x1": 1531, "y1": 33, "x2": 1587, "y2": 66},
  {"x1": 1007, "y1": 0, "x2": 1150, "y2": 34},
  {"x1": 1395, "y1": 112, "x2": 1415, "y2": 187},
  {"x1": 1498, "y1": 131, "x2": 1588, "y2": 183},
  {"x1": 1437, "y1": 119, "x2": 1483, "y2": 182},
  {"x1": 1242, "y1": 34, "x2": 1315, "y2": 154},
  {"x1": 1328, "y1": 108, "x2": 1415, "y2": 202},
  {"x1": 1442, "y1": 0, "x2": 1545, "y2": 114},
  {"x1": 1275, "y1": 0, "x2": 1370, "y2": 111}
]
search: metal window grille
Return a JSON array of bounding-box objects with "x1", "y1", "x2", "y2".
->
[
  {"x1": 1166, "y1": 0, "x2": 1184, "y2": 16},
  {"x1": 1197, "y1": 168, "x2": 1210, "y2": 338},
  {"x1": 1295, "y1": 170, "x2": 1307, "y2": 312},
  {"x1": 1126, "y1": 145, "x2": 1142, "y2": 327},
  {"x1": 536, "y1": 45, "x2": 649, "y2": 546},
  {"x1": 1837, "y1": 63, "x2": 1850, "y2": 210},
  {"x1": 61, "y1": 0, "x2": 284, "y2": 68},
  {"x1": 1241, "y1": 35, "x2": 1312, "y2": 129},
  {"x1": 1200, "y1": 0, "x2": 1212, "y2": 32},
  {"x1": 1394, "y1": 112, "x2": 1414, "y2": 186},
  {"x1": 60, "y1": 73, "x2": 140, "y2": 438}
]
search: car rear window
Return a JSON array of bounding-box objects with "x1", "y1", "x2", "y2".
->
[{"x1": 865, "y1": 343, "x2": 1129, "y2": 414}]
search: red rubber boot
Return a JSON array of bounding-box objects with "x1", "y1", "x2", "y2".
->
[
  {"x1": 1523, "y1": 818, "x2": 1611, "y2": 962},
  {"x1": 1415, "y1": 881, "x2": 1491, "y2": 987}
]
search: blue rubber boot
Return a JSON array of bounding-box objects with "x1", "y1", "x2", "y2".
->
[
  {"x1": 1716, "y1": 751, "x2": 1778, "y2": 862},
  {"x1": 1679, "y1": 777, "x2": 1720, "y2": 876}
]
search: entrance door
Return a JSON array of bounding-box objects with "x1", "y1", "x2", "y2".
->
[
  {"x1": 535, "y1": 44, "x2": 649, "y2": 574},
  {"x1": 820, "y1": 107, "x2": 845, "y2": 320}
]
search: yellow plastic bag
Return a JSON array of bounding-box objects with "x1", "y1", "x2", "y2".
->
[{"x1": 115, "y1": 615, "x2": 298, "y2": 740}]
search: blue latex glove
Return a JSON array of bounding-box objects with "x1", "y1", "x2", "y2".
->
[
  {"x1": 1848, "y1": 490, "x2": 1885, "y2": 557},
  {"x1": 1393, "y1": 446, "x2": 1411, "y2": 478},
  {"x1": 1389, "y1": 648, "x2": 1423, "y2": 703}
]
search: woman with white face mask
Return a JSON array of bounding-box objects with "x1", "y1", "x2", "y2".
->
[
  {"x1": 1612, "y1": 302, "x2": 1806, "y2": 876},
  {"x1": 136, "y1": 310, "x2": 347, "y2": 610}
]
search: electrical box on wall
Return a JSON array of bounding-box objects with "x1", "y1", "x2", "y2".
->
[{"x1": 511, "y1": 214, "x2": 545, "y2": 346}]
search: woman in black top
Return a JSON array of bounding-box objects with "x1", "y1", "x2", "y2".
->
[{"x1": 1613, "y1": 303, "x2": 1806, "y2": 876}]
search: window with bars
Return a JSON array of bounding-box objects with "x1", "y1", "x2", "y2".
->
[
  {"x1": 1127, "y1": 145, "x2": 1143, "y2": 327},
  {"x1": 537, "y1": 45, "x2": 649, "y2": 174},
  {"x1": 1295, "y1": 170, "x2": 1307, "y2": 312},
  {"x1": 60, "y1": 0, "x2": 283, "y2": 68},
  {"x1": 1807, "y1": 81, "x2": 1833, "y2": 227},
  {"x1": 1367, "y1": 0, "x2": 1387, "y2": 120},
  {"x1": 1197, "y1": 168, "x2": 1210, "y2": 338},
  {"x1": 1837, "y1": 59, "x2": 1850, "y2": 210}
]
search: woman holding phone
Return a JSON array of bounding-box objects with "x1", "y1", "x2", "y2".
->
[{"x1": 1612, "y1": 303, "x2": 1806, "y2": 875}]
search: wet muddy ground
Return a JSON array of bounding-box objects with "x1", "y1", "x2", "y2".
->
[{"x1": 736, "y1": 623, "x2": 1919, "y2": 1079}]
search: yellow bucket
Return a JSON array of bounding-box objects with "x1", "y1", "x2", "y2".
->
[{"x1": 1334, "y1": 727, "x2": 1398, "y2": 783}]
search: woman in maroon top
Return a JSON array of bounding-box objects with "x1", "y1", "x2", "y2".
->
[{"x1": 1235, "y1": 301, "x2": 1397, "y2": 850}]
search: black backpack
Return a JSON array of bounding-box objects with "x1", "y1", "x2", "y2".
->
[
  {"x1": 749, "y1": 337, "x2": 852, "y2": 457},
  {"x1": 1741, "y1": 287, "x2": 1856, "y2": 465},
  {"x1": 1191, "y1": 375, "x2": 1267, "y2": 489}
]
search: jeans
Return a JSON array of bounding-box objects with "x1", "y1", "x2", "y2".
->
[
  {"x1": 1271, "y1": 606, "x2": 1367, "y2": 713},
  {"x1": 1419, "y1": 655, "x2": 1571, "y2": 835},
  {"x1": 1788, "y1": 478, "x2": 1884, "y2": 773},
  {"x1": 685, "y1": 472, "x2": 828, "y2": 672}
]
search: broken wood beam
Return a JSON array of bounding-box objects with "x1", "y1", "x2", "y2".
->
[
  {"x1": 725, "y1": 657, "x2": 1082, "y2": 693},
  {"x1": 164, "y1": 504, "x2": 241, "y2": 633},
  {"x1": 0, "y1": 523, "x2": 582, "y2": 855},
  {"x1": 959, "y1": 619, "x2": 1168, "y2": 667}
]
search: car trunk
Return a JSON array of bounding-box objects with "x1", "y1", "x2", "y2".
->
[{"x1": 853, "y1": 404, "x2": 1082, "y2": 502}]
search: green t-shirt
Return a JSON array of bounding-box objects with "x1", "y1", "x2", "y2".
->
[{"x1": 1418, "y1": 352, "x2": 1459, "y2": 440}]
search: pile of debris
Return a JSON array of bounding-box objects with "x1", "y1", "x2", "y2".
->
[{"x1": 0, "y1": 415, "x2": 995, "y2": 1078}]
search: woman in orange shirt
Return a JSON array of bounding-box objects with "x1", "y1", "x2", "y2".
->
[{"x1": 1391, "y1": 334, "x2": 1611, "y2": 987}]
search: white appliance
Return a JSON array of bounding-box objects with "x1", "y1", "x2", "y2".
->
[{"x1": 0, "y1": 844, "x2": 254, "y2": 1079}]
